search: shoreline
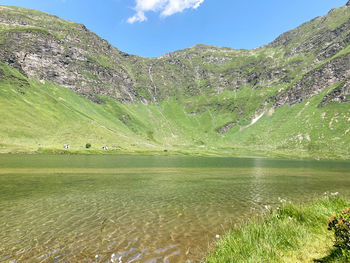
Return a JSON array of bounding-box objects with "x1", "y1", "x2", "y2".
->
[{"x1": 1, "y1": 146, "x2": 350, "y2": 161}]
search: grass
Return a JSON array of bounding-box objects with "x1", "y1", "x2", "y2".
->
[
  {"x1": 205, "y1": 196, "x2": 350, "y2": 263},
  {"x1": 0, "y1": 59, "x2": 349, "y2": 159}
]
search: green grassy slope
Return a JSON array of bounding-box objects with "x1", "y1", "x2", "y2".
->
[
  {"x1": 1, "y1": 61, "x2": 349, "y2": 159},
  {"x1": 0, "y1": 3, "x2": 350, "y2": 158},
  {"x1": 0, "y1": 63, "x2": 159, "y2": 153}
]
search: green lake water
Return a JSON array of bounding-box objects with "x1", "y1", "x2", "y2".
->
[{"x1": 1, "y1": 155, "x2": 350, "y2": 262}]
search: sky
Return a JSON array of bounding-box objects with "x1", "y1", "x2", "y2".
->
[{"x1": 0, "y1": 0, "x2": 347, "y2": 57}]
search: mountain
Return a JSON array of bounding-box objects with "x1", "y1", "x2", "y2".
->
[{"x1": 0, "y1": 3, "x2": 349, "y2": 159}]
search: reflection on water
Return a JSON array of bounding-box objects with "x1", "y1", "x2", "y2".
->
[{"x1": 0, "y1": 155, "x2": 350, "y2": 262}]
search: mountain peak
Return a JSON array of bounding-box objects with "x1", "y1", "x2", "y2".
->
[{"x1": 347, "y1": 0, "x2": 350, "y2": 6}]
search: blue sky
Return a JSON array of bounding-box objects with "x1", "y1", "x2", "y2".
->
[{"x1": 0, "y1": 0, "x2": 347, "y2": 57}]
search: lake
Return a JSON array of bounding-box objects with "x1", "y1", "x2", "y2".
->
[{"x1": 1, "y1": 154, "x2": 350, "y2": 262}]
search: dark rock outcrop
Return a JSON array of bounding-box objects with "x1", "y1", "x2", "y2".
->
[
  {"x1": 275, "y1": 52, "x2": 350, "y2": 106},
  {"x1": 217, "y1": 122, "x2": 236, "y2": 134},
  {"x1": 320, "y1": 79, "x2": 350, "y2": 106}
]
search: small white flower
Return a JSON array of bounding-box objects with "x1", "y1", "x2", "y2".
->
[
  {"x1": 331, "y1": 192, "x2": 339, "y2": 196},
  {"x1": 215, "y1": 234, "x2": 220, "y2": 238},
  {"x1": 264, "y1": 205, "x2": 269, "y2": 210},
  {"x1": 95, "y1": 254, "x2": 98, "y2": 258}
]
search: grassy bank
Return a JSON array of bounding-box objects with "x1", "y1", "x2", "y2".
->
[{"x1": 206, "y1": 196, "x2": 350, "y2": 263}]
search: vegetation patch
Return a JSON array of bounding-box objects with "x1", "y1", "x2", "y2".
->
[
  {"x1": 328, "y1": 207, "x2": 350, "y2": 260},
  {"x1": 205, "y1": 196, "x2": 350, "y2": 263}
]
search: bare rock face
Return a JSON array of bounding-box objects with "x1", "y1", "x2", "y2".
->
[
  {"x1": 320, "y1": 79, "x2": 350, "y2": 106},
  {"x1": 7, "y1": 32, "x2": 68, "y2": 84},
  {"x1": 1, "y1": 2, "x2": 350, "y2": 109},
  {"x1": 275, "y1": 53, "x2": 350, "y2": 106},
  {"x1": 0, "y1": 10, "x2": 141, "y2": 103},
  {"x1": 1, "y1": 30, "x2": 141, "y2": 102},
  {"x1": 217, "y1": 122, "x2": 236, "y2": 134}
]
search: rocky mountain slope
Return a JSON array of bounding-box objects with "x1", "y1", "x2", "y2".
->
[{"x1": 0, "y1": 3, "x2": 350, "y2": 159}]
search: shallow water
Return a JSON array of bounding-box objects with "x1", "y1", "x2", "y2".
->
[{"x1": 0, "y1": 155, "x2": 350, "y2": 262}]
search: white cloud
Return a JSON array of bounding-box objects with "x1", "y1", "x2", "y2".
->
[
  {"x1": 127, "y1": 10, "x2": 148, "y2": 23},
  {"x1": 127, "y1": 0, "x2": 204, "y2": 24}
]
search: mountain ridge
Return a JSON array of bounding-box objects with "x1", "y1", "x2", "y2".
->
[{"x1": 0, "y1": 3, "x2": 350, "y2": 159}]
